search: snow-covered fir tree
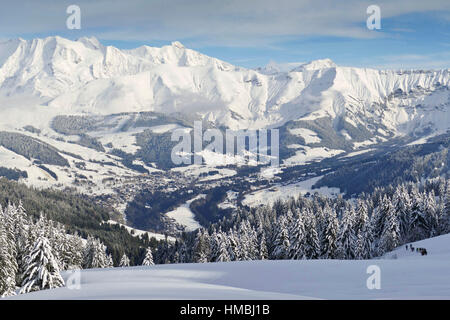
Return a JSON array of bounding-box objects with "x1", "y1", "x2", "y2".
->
[
  {"x1": 444, "y1": 182, "x2": 450, "y2": 232},
  {"x1": 83, "y1": 236, "x2": 110, "y2": 269},
  {"x1": 119, "y1": 254, "x2": 130, "y2": 267},
  {"x1": 303, "y1": 209, "x2": 321, "y2": 259},
  {"x1": 379, "y1": 196, "x2": 401, "y2": 254},
  {"x1": 227, "y1": 228, "x2": 239, "y2": 261},
  {"x1": 322, "y1": 205, "x2": 340, "y2": 259},
  {"x1": 216, "y1": 232, "x2": 231, "y2": 262},
  {"x1": 0, "y1": 217, "x2": 17, "y2": 297},
  {"x1": 289, "y1": 213, "x2": 306, "y2": 259},
  {"x1": 392, "y1": 185, "x2": 412, "y2": 242},
  {"x1": 107, "y1": 254, "x2": 114, "y2": 268},
  {"x1": 271, "y1": 215, "x2": 290, "y2": 260},
  {"x1": 209, "y1": 230, "x2": 220, "y2": 262},
  {"x1": 193, "y1": 228, "x2": 210, "y2": 263},
  {"x1": 256, "y1": 224, "x2": 268, "y2": 260},
  {"x1": 142, "y1": 247, "x2": 155, "y2": 266},
  {"x1": 338, "y1": 207, "x2": 357, "y2": 259},
  {"x1": 20, "y1": 235, "x2": 65, "y2": 294}
]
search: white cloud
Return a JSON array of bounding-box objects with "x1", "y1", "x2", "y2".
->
[{"x1": 0, "y1": 0, "x2": 448, "y2": 47}]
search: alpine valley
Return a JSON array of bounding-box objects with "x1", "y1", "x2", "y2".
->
[{"x1": 0, "y1": 35, "x2": 448, "y2": 236}]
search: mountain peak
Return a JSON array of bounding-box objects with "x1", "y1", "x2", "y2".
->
[
  {"x1": 77, "y1": 36, "x2": 102, "y2": 50},
  {"x1": 293, "y1": 58, "x2": 336, "y2": 71},
  {"x1": 171, "y1": 41, "x2": 185, "y2": 49}
]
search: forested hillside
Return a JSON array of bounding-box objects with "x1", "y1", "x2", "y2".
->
[
  {"x1": 0, "y1": 178, "x2": 161, "y2": 266},
  {"x1": 0, "y1": 203, "x2": 156, "y2": 297}
]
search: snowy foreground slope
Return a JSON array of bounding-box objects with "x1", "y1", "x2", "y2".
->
[{"x1": 10, "y1": 233, "x2": 450, "y2": 300}]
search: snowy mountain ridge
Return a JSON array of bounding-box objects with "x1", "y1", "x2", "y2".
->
[{"x1": 0, "y1": 35, "x2": 448, "y2": 135}]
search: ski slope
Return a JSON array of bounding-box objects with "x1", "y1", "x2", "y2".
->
[{"x1": 10, "y1": 233, "x2": 450, "y2": 300}]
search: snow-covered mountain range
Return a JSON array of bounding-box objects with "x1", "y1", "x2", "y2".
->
[{"x1": 0, "y1": 36, "x2": 448, "y2": 134}]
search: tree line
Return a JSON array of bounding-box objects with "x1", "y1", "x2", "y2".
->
[{"x1": 153, "y1": 177, "x2": 450, "y2": 264}]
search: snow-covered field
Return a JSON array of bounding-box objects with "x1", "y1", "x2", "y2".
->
[
  {"x1": 288, "y1": 128, "x2": 321, "y2": 144},
  {"x1": 106, "y1": 220, "x2": 175, "y2": 242},
  {"x1": 10, "y1": 233, "x2": 450, "y2": 300},
  {"x1": 283, "y1": 146, "x2": 345, "y2": 165},
  {"x1": 242, "y1": 176, "x2": 341, "y2": 207},
  {"x1": 166, "y1": 195, "x2": 205, "y2": 231}
]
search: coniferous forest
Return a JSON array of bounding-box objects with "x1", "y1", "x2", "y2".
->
[
  {"x1": 158, "y1": 178, "x2": 450, "y2": 264},
  {"x1": 1, "y1": 176, "x2": 449, "y2": 297}
]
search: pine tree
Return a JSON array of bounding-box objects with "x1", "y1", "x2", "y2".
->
[
  {"x1": 289, "y1": 214, "x2": 306, "y2": 259},
  {"x1": 178, "y1": 242, "x2": 188, "y2": 263},
  {"x1": 424, "y1": 190, "x2": 438, "y2": 237},
  {"x1": 236, "y1": 220, "x2": 256, "y2": 261},
  {"x1": 371, "y1": 195, "x2": 386, "y2": 242},
  {"x1": 20, "y1": 236, "x2": 65, "y2": 294},
  {"x1": 193, "y1": 228, "x2": 210, "y2": 263},
  {"x1": 216, "y1": 232, "x2": 231, "y2": 262},
  {"x1": 241, "y1": 221, "x2": 258, "y2": 260},
  {"x1": 8, "y1": 202, "x2": 28, "y2": 285},
  {"x1": 303, "y1": 209, "x2": 321, "y2": 259},
  {"x1": 392, "y1": 185, "x2": 412, "y2": 242},
  {"x1": 443, "y1": 182, "x2": 450, "y2": 233},
  {"x1": 0, "y1": 215, "x2": 17, "y2": 297},
  {"x1": 119, "y1": 254, "x2": 130, "y2": 267},
  {"x1": 258, "y1": 232, "x2": 269, "y2": 260},
  {"x1": 271, "y1": 215, "x2": 290, "y2": 260},
  {"x1": 209, "y1": 230, "x2": 220, "y2": 262},
  {"x1": 314, "y1": 204, "x2": 326, "y2": 253},
  {"x1": 106, "y1": 254, "x2": 114, "y2": 268},
  {"x1": 237, "y1": 221, "x2": 249, "y2": 260},
  {"x1": 257, "y1": 224, "x2": 268, "y2": 260},
  {"x1": 338, "y1": 207, "x2": 357, "y2": 259},
  {"x1": 322, "y1": 206, "x2": 340, "y2": 259},
  {"x1": 142, "y1": 247, "x2": 155, "y2": 266},
  {"x1": 354, "y1": 232, "x2": 365, "y2": 260},
  {"x1": 82, "y1": 236, "x2": 109, "y2": 269},
  {"x1": 50, "y1": 223, "x2": 72, "y2": 270},
  {"x1": 227, "y1": 228, "x2": 239, "y2": 261},
  {"x1": 354, "y1": 200, "x2": 369, "y2": 235},
  {"x1": 409, "y1": 188, "x2": 427, "y2": 241},
  {"x1": 379, "y1": 197, "x2": 401, "y2": 254},
  {"x1": 64, "y1": 234, "x2": 84, "y2": 269},
  {"x1": 2, "y1": 204, "x2": 19, "y2": 272}
]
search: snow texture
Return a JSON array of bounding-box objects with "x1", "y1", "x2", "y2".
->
[{"x1": 10, "y1": 233, "x2": 450, "y2": 299}]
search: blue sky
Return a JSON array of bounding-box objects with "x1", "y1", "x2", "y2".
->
[{"x1": 0, "y1": 0, "x2": 449, "y2": 69}]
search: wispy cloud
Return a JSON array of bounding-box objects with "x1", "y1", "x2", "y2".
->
[
  {"x1": 0, "y1": 0, "x2": 448, "y2": 47},
  {"x1": 0, "y1": 0, "x2": 449, "y2": 69},
  {"x1": 361, "y1": 52, "x2": 450, "y2": 70}
]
